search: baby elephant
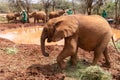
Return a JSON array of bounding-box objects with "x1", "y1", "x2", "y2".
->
[
  {"x1": 6, "y1": 13, "x2": 21, "y2": 23},
  {"x1": 41, "y1": 14, "x2": 114, "y2": 69}
]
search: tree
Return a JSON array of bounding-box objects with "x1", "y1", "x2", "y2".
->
[
  {"x1": 115, "y1": 0, "x2": 119, "y2": 24},
  {"x1": 95, "y1": 0, "x2": 103, "y2": 14},
  {"x1": 8, "y1": 0, "x2": 32, "y2": 12},
  {"x1": 40, "y1": 0, "x2": 52, "y2": 20},
  {"x1": 86, "y1": 0, "x2": 93, "y2": 15},
  {"x1": 51, "y1": 0, "x2": 56, "y2": 11},
  {"x1": 8, "y1": 0, "x2": 32, "y2": 23},
  {"x1": 72, "y1": 0, "x2": 75, "y2": 14}
]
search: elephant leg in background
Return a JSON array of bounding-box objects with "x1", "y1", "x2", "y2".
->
[
  {"x1": 42, "y1": 18, "x2": 46, "y2": 23},
  {"x1": 14, "y1": 18, "x2": 17, "y2": 23},
  {"x1": 34, "y1": 17, "x2": 36, "y2": 24},
  {"x1": 37, "y1": 18, "x2": 39, "y2": 23},
  {"x1": 7, "y1": 19, "x2": 9, "y2": 23},
  {"x1": 57, "y1": 35, "x2": 78, "y2": 69},
  {"x1": 103, "y1": 47, "x2": 111, "y2": 67},
  {"x1": 34, "y1": 17, "x2": 37, "y2": 23},
  {"x1": 93, "y1": 34, "x2": 111, "y2": 67}
]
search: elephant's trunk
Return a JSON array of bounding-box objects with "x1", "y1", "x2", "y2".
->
[{"x1": 41, "y1": 28, "x2": 49, "y2": 57}]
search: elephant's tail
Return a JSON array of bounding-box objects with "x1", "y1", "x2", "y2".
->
[{"x1": 111, "y1": 36, "x2": 119, "y2": 54}]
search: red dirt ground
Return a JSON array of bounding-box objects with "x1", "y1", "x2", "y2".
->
[{"x1": 0, "y1": 23, "x2": 120, "y2": 80}]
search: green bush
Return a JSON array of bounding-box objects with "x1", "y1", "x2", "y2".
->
[
  {"x1": 64, "y1": 60, "x2": 112, "y2": 80},
  {"x1": 80, "y1": 66, "x2": 112, "y2": 80},
  {"x1": 0, "y1": 16, "x2": 7, "y2": 22},
  {"x1": 64, "y1": 60, "x2": 88, "y2": 79}
]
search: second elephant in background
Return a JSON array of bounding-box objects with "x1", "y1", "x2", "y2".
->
[
  {"x1": 49, "y1": 10, "x2": 65, "y2": 19},
  {"x1": 29, "y1": 11, "x2": 46, "y2": 23},
  {"x1": 6, "y1": 13, "x2": 21, "y2": 23}
]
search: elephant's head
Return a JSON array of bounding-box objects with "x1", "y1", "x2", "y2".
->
[
  {"x1": 14, "y1": 12, "x2": 21, "y2": 17},
  {"x1": 58, "y1": 10, "x2": 65, "y2": 16},
  {"x1": 29, "y1": 12, "x2": 36, "y2": 18},
  {"x1": 41, "y1": 16, "x2": 78, "y2": 57}
]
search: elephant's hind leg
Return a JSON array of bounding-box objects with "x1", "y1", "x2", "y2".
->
[
  {"x1": 103, "y1": 47, "x2": 111, "y2": 67},
  {"x1": 34, "y1": 18, "x2": 36, "y2": 24},
  {"x1": 93, "y1": 34, "x2": 111, "y2": 66}
]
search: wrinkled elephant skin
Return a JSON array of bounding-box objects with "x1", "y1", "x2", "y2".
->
[{"x1": 41, "y1": 14, "x2": 114, "y2": 69}]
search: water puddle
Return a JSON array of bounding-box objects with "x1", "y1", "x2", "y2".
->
[
  {"x1": 112, "y1": 28, "x2": 120, "y2": 41},
  {"x1": 0, "y1": 26, "x2": 64, "y2": 45}
]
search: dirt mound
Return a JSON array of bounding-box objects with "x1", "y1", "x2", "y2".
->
[{"x1": 0, "y1": 37, "x2": 15, "y2": 46}]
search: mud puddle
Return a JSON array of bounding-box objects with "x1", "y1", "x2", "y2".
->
[{"x1": 0, "y1": 26, "x2": 64, "y2": 45}]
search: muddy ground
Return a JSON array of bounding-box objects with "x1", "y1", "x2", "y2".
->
[{"x1": 0, "y1": 23, "x2": 120, "y2": 80}]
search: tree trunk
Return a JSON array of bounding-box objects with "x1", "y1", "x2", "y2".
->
[
  {"x1": 72, "y1": 0, "x2": 75, "y2": 14},
  {"x1": 52, "y1": 0, "x2": 55, "y2": 11},
  {"x1": 86, "y1": 0, "x2": 93, "y2": 15},
  {"x1": 115, "y1": 0, "x2": 118, "y2": 26}
]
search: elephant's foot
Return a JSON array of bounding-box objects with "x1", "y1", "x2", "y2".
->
[
  {"x1": 70, "y1": 58, "x2": 77, "y2": 66},
  {"x1": 70, "y1": 55, "x2": 78, "y2": 66},
  {"x1": 91, "y1": 60, "x2": 98, "y2": 66},
  {"x1": 102, "y1": 62, "x2": 111, "y2": 68},
  {"x1": 57, "y1": 61, "x2": 67, "y2": 69}
]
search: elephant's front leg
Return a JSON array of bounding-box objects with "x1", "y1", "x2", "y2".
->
[
  {"x1": 57, "y1": 35, "x2": 78, "y2": 69},
  {"x1": 70, "y1": 48, "x2": 78, "y2": 66},
  {"x1": 37, "y1": 19, "x2": 39, "y2": 23},
  {"x1": 34, "y1": 17, "x2": 36, "y2": 24}
]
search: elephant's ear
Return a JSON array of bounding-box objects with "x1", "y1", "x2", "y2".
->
[{"x1": 52, "y1": 19, "x2": 78, "y2": 42}]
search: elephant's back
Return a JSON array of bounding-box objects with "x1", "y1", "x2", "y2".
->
[
  {"x1": 36, "y1": 11, "x2": 46, "y2": 18},
  {"x1": 74, "y1": 14, "x2": 113, "y2": 51},
  {"x1": 6, "y1": 13, "x2": 15, "y2": 19},
  {"x1": 37, "y1": 11, "x2": 46, "y2": 16},
  {"x1": 75, "y1": 14, "x2": 112, "y2": 35},
  {"x1": 49, "y1": 11, "x2": 58, "y2": 19}
]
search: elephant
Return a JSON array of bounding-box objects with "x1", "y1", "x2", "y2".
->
[
  {"x1": 41, "y1": 14, "x2": 115, "y2": 69},
  {"x1": 29, "y1": 11, "x2": 46, "y2": 23},
  {"x1": 49, "y1": 10, "x2": 65, "y2": 19},
  {"x1": 6, "y1": 13, "x2": 21, "y2": 23}
]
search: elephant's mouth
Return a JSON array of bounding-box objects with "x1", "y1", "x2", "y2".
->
[{"x1": 47, "y1": 38, "x2": 52, "y2": 42}]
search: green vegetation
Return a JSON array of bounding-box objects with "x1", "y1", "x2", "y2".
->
[
  {"x1": 0, "y1": 16, "x2": 7, "y2": 23},
  {"x1": 0, "y1": 0, "x2": 119, "y2": 19},
  {"x1": 80, "y1": 66, "x2": 112, "y2": 80},
  {"x1": 0, "y1": 2, "x2": 9, "y2": 13},
  {"x1": 64, "y1": 60, "x2": 112, "y2": 80},
  {"x1": 100, "y1": 1, "x2": 115, "y2": 18},
  {"x1": 6, "y1": 47, "x2": 18, "y2": 54},
  {"x1": 115, "y1": 40, "x2": 120, "y2": 51}
]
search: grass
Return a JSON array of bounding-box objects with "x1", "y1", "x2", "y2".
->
[
  {"x1": 0, "y1": 16, "x2": 6, "y2": 23},
  {"x1": 115, "y1": 40, "x2": 120, "y2": 51},
  {"x1": 64, "y1": 60, "x2": 112, "y2": 80},
  {"x1": 6, "y1": 46, "x2": 18, "y2": 54},
  {"x1": 110, "y1": 40, "x2": 120, "y2": 52},
  {"x1": 80, "y1": 66, "x2": 112, "y2": 80}
]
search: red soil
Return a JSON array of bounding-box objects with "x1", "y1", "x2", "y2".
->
[{"x1": 0, "y1": 23, "x2": 120, "y2": 80}]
